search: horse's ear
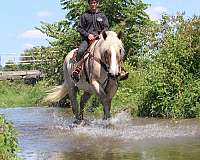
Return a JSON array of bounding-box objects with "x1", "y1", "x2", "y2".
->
[
  {"x1": 117, "y1": 31, "x2": 123, "y2": 39},
  {"x1": 102, "y1": 31, "x2": 107, "y2": 40}
]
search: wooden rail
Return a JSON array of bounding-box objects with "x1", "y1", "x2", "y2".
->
[
  {"x1": 0, "y1": 53, "x2": 48, "y2": 83},
  {"x1": 0, "y1": 70, "x2": 44, "y2": 81}
]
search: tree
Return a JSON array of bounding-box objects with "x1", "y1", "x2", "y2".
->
[
  {"x1": 35, "y1": 0, "x2": 151, "y2": 84},
  {"x1": 4, "y1": 60, "x2": 17, "y2": 71},
  {"x1": 138, "y1": 15, "x2": 200, "y2": 118},
  {"x1": 60, "y1": 0, "x2": 151, "y2": 64},
  {"x1": 36, "y1": 20, "x2": 80, "y2": 84}
]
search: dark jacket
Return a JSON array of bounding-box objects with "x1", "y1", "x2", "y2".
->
[{"x1": 78, "y1": 10, "x2": 109, "y2": 40}]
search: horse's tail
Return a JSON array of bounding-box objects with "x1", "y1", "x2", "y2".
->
[{"x1": 44, "y1": 84, "x2": 68, "y2": 103}]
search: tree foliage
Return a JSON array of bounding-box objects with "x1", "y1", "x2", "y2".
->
[
  {"x1": 3, "y1": 61, "x2": 17, "y2": 71},
  {"x1": 60, "y1": 0, "x2": 150, "y2": 63},
  {"x1": 138, "y1": 15, "x2": 200, "y2": 118},
  {"x1": 26, "y1": 1, "x2": 200, "y2": 118},
  {"x1": 35, "y1": 0, "x2": 150, "y2": 84}
]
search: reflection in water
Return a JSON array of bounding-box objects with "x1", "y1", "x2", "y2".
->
[{"x1": 0, "y1": 107, "x2": 200, "y2": 160}]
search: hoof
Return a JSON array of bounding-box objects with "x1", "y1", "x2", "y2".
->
[
  {"x1": 69, "y1": 119, "x2": 90, "y2": 128},
  {"x1": 68, "y1": 123, "x2": 78, "y2": 129},
  {"x1": 79, "y1": 119, "x2": 89, "y2": 126},
  {"x1": 103, "y1": 114, "x2": 111, "y2": 120},
  {"x1": 73, "y1": 119, "x2": 82, "y2": 125},
  {"x1": 68, "y1": 119, "x2": 81, "y2": 129}
]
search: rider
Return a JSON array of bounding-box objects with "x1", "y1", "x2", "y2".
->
[
  {"x1": 72, "y1": 0, "x2": 128, "y2": 81},
  {"x1": 72, "y1": 0, "x2": 109, "y2": 81}
]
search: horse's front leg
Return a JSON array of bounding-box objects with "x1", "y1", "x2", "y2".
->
[
  {"x1": 105, "y1": 79, "x2": 118, "y2": 116},
  {"x1": 91, "y1": 79, "x2": 111, "y2": 120},
  {"x1": 68, "y1": 86, "x2": 80, "y2": 123},
  {"x1": 80, "y1": 92, "x2": 91, "y2": 120}
]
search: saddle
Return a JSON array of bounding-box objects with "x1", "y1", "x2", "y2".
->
[
  {"x1": 70, "y1": 36, "x2": 129, "y2": 82},
  {"x1": 71, "y1": 39, "x2": 98, "y2": 82}
]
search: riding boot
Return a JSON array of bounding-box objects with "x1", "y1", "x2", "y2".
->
[
  {"x1": 119, "y1": 66, "x2": 129, "y2": 81},
  {"x1": 72, "y1": 63, "x2": 82, "y2": 82}
]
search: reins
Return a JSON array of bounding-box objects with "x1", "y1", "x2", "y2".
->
[
  {"x1": 87, "y1": 40, "x2": 118, "y2": 90},
  {"x1": 83, "y1": 35, "x2": 119, "y2": 90}
]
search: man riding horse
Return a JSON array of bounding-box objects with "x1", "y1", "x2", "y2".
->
[{"x1": 72, "y1": 0, "x2": 128, "y2": 82}]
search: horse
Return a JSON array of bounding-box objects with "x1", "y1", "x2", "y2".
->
[{"x1": 45, "y1": 31, "x2": 125, "y2": 123}]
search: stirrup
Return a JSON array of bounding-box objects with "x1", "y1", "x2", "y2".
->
[
  {"x1": 119, "y1": 71, "x2": 129, "y2": 81},
  {"x1": 72, "y1": 66, "x2": 82, "y2": 82}
]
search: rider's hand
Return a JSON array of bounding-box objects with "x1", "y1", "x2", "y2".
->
[{"x1": 88, "y1": 34, "x2": 96, "y2": 41}]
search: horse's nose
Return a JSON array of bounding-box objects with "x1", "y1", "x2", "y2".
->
[
  {"x1": 108, "y1": 72, "x2": 120, "y2": 80},
  {"x1": 109, "y1": 65, "x2": 119, "y2": 75}
]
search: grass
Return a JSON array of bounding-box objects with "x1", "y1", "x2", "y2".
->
[{"x1": 0, "y1": 80, "x2": 47, "y2": 108}]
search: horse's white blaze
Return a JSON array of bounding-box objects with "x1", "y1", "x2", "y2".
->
[{"x1": 110, "y1": 46, "x2": 119, "y2": 75}]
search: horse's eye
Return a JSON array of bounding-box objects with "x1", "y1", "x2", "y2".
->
[
  {"x1": 119, "y1": 49, "x2": 123, "y2": 56},
  {"x1": 104, "y1": 51, "x2": 109, "y2": 60},
  {"x1": 119, "y1": 48, "x2": 124, "y2": 58}
]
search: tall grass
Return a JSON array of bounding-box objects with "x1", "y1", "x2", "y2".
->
[{"x1": 0, "y1": 81, "x2": 47, "y2": 108}]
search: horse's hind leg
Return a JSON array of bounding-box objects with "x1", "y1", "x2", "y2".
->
[
  {"x1": 91, "y1": 79, "x2": 111, "y2": 120},
  {"x1": 80, "y1": 92, "x2": 91, "y2": 120}
]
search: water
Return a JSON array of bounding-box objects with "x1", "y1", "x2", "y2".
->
[{"x1": 0, "y1": 107, "x2": 200, "y2": 160}]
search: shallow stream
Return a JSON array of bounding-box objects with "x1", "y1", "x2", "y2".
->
[{"x1": 1, "y1": 107, "x2": 200, "y2": 160}]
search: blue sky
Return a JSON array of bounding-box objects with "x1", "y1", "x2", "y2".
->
[{"x1": 0, "y1": 0, "x2": 199, "y2": 65}]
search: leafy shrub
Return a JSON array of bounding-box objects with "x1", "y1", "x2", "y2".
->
[
  {"x1": 138, "y1": 15, "x2": 200, "y2": 118},
  {"x1": 111, "y1": 63, "x2": 146, "y2": 115},
  {"x1": 0, "y1": 116, "x2": 19, "y2": 160}
]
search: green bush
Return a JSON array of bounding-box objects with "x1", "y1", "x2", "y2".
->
[
  {"x1": 112, "y1": 63, "x2": 146, "y2": 115},
  {"x1": 138, "y1": 15, "x2": 200, "y2": 118},
  {"x1": 0, "y1": 116, "x2": 19, "y2": 160}
]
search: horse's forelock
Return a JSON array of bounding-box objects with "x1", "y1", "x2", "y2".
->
[{"x1": 100, "y1": 31, "x2": 124, "y2": 56}]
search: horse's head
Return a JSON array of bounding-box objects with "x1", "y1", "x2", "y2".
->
[{"x1": 100, "y1": 31, "x2": 124, "y2": 79}]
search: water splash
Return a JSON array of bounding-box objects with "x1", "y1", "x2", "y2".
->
[{"x1": 55, "y1": 111, "x2": 200, "y2": 142}]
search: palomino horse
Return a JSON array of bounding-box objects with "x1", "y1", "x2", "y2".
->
[{"x1": 45, "y1": 31, "x2": 124, "y2": 123}]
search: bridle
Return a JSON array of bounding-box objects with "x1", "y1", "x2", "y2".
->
[{"x1": 89, "y1": 42, "x2": 121, "y2": 81}]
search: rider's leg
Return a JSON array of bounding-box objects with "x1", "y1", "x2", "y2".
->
[
  {"x1": 72, "y1": 40, "x2": 89, "y2": 81},
  {"x1": 76, "y1": 40, "x2": 89, "y2": 62}
]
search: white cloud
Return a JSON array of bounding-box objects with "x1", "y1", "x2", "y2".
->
[
  {"x1": 36, "y1": 10, "x2": 52, "y2": 18},
  {"x1": 146, "y1": 6, "x2": 168, "y2": 21},
  {"x1": 20, "y1": 29, "x2": 47, "y2": 39},
  {"x1": 23, "y1": 43, "x2": 34, "y2": 50}
]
